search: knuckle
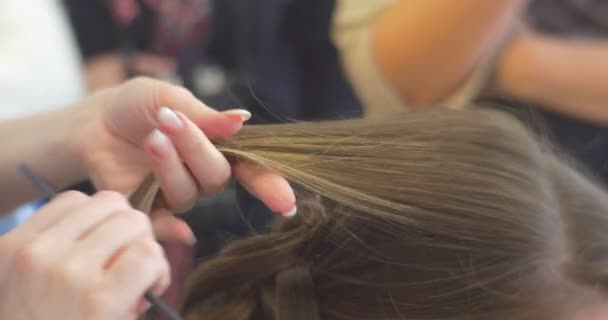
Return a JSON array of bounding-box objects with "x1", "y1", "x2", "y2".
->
[
  {"x1": 111, "y1": 210, "x2": 153, "y2": 236},
  {"x1": 156, "y1": 81, "x2": 192, "y2": 106},
  {"x1": 54, "y1": 190, "x2": 89, "y2": 203},
  {"x1": 132, "y1": 240, "x2": 164, "y2": 262},
  {"x1": 11, "y1": 242, "x2": 47, "y2": 273},
  {"x1": 128, "y1": 210, "x2": 154, "y2": 233},
  {"x1": 0, "y1": 234, "x2": 15, "y2": 257},
  {"x1": 49, "y1": 260, "x2": 88, "y2": 291},
  {"x1": 200, "y1": 170, "x2": 230, "y2": 196},
  {"x1": 94, "y1": 191, "x2": 128, "y2": 208},
  {"x1": 82, "y1": 291, "x2": 112, "y2": 317}
]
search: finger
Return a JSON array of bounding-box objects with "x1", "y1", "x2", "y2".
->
[
  {"x1": 111, "y1": 78, "x2": 218, "y2": 144},
  {"x1": 102, "y1": 239, "x2": 171, "y2": 318},
  {"x1": 15, "y1": 192, "x2": 131, "y2": 272},
  {"x1": 42, "y1": 191, "x2": 132, "y2": 241},
  {"x1": 150, "y1": 209, "x2": 196, "y2": 246},
  {"x1": 233, "y1": 162, "x2": 297, "y2": 217},
  {"x1": 157, "y1": 104, "x2": 247, "y2": 141},
  {"x1": 196, "y1": 109, "x2": 251, "y2": 140},
  {"x1": 111, "y1": 78, "x2": 248, "y2": 145},
  {"x1": 141, "y1": 79, "x2": 226, "y2": 134},
  {"x1": 158, "y1": 109, "x2": 232, "y2": 197},
  {"x1": 144, "y1": 129, "x2": 199, "y2": 211},
  {"x1": 161, "y1": 240, "x2": 194, "y2": 309},
  {"x1": 73, "y1": 209, "x2": 153, "y2": 269},
  {"x1": 17, "y1": 191, "x2": 89, "y2": 234},
  {"x1": 147, "y1": 78, "x2": 250, "y2": 139}
]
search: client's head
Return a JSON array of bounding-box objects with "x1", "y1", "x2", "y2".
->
[{"x1": 181, "y1": 109, "x2": 608, "y2": 320}]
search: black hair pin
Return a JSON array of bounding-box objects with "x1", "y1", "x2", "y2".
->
[{"x1": 18, "y1": 164, "x2": 184, "y2": 320}]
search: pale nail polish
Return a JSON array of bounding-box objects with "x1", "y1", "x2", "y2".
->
[
  {"x1": 223, "y1": 109, "x2": 252, "y2": 122},
  {"x1": 158, "y1": 107, "x2": 184, "y2": 131},
  {"x1": 149, "y1": 129, "x2": 169, "y2": 146},
  {"x1": 282, "y1": 206, "x2": 298, "y2": 218}
]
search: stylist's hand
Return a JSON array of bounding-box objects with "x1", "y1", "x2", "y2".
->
[
  {"x1": 0, "y1": 191, "x2": 169, "y2": 320},
  {"x1": 73, "y1": 77, "x2": 296, "y2": 245}
]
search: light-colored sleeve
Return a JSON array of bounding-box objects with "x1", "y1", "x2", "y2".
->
[
  {"x1": 331, "y1": 0, "x2": 496, "y2": 119},
  {"x1": 0, "y1": 0, "x2": 85, "y2": 119}
]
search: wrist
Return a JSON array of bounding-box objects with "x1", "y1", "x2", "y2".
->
[
  {"x1": 61, "y1": 92, "x2": 111, "y2": 186},
  {"x1": 66, "y1": 108, "x2": 90, "y2": 178},
  {"x1": 0, "y1": 99, "x2": 99, "y2": 212},
  {"x1": 67, "y1": 87, "x2": 122, "y2": 187},
  {"x1": 49, "y1": 103, "x2": 90, "y2": 187}
]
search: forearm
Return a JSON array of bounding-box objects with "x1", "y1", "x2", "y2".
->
[
  {"x1": 496, "y1": 33, "x2": 608, "y2": 125},
  {"x1": 373, "y1": 0, "x2": 528, "y2": 107},
  {"x1": 0, "y1": 106, "x2": 89, "y2": 213}
]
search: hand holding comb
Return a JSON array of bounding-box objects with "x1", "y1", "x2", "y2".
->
[{"x1": 19, "y1": 165, "x2": 182, "y2": 320}]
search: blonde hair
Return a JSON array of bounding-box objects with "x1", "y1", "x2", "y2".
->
[{"x1": 139, "y1": 108, "x2": 608, "y2": 319}]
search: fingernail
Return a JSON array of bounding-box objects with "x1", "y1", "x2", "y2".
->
[
  {"x1": 149, "y1": 129, "x2": 170, "y2": 147},
  {"x1": 158, "y1": 107, "x2": 184, "y2": 131},
  {"x1": 282, "y1": 206, "x2": 298, "y2": 218},
  {"x1": 186, "y1": 230, "x2": 197, "y2": 246},
  {"x1": 222, "y1": 109, "x2": 252, "y2": 122}
]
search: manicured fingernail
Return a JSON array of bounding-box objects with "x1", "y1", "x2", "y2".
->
[
  {"x1": 222, "y1": 109, "x2": 251, "y2": 122},
  {"x1": 158, "y1": 107, "x2": 184, "y2": 131},
  {"x1": 282, "y1": 206, "x2": 298, "y2": 218},
  {"x1": 149, "y1": 129, "x2": 169, "y2": 146}
]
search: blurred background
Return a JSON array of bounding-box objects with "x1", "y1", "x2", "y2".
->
[
  {"x1": 3, "y1": 0, "x2": 608, "y2": 258},
  {"x1": 64, "y1": 0, "x2": 364, "y2": 121}
]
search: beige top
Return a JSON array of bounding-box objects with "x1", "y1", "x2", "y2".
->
[{"x1": 331, "y1": 0, "x2": 499, "y2": 119}]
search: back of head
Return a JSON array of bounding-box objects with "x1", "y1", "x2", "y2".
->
[{"x1": 180, "y1": 109, "x2": 608, "y2": 320}]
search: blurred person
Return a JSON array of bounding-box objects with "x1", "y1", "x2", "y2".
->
[
  {"x1": 484, "y1": 0, "x2": 608, "y2": 186},
  {"x1": 494, "y1": 0, "x2": 608, "y2": 124},
  {"x1": 0, "y1": 0, "x2": 87, "y2": 232},
  {"x1": 0, "y1": 0, "x2": 84, "y2": 119},
  {"x1": 64, "y1": 0, "x2": 362, "y2": 121},
  {"x1": 332, "y1": 0, "x2": 608, "y2": 185},
  {"x1": 331, "y1": 0, "x2": 528, "y2": 118},
  {"x1": 332, "y1": 0, "x2": 608, "y2": 126},
  {"x1": 64, "y1": 0, "x2": 207, "y2": 92}
]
